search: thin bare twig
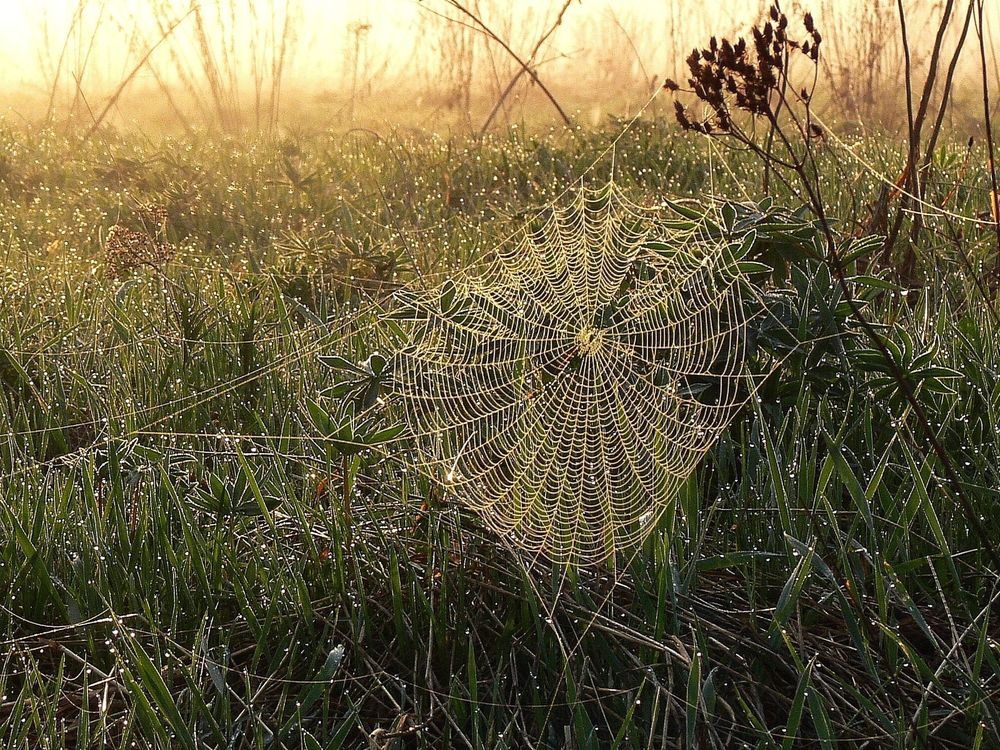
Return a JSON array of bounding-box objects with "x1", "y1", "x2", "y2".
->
[
  {"x1": 479, "y1": 0, "x2": 574, "y2": 136},
  {"x1": 44, "y1": 0, "x2": 87, "y2": 124},
  {"x1": 975, "y1": 0, "x2": 1000, "y2": 266},
  {"x1": 427, "y1": 0, "x2": 572, "y2": 129},
  {"x1": 81, "y1": 8, "x2": 195, "y2": 144},
  {"x1": 885, "y1": 0, "x2": 960, "y2": 276}
]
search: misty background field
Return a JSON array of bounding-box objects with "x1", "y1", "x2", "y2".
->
[
  {"x1": 3, "y1": 1, "x2": 1000, "y2": 748},
  {"x1": 2, "y1": 0, "x2": 998, "y2": 133}
]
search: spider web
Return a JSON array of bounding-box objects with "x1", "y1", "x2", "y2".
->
[{"x1": 392, "y1": 181, "x2": 766, "y2": 564}]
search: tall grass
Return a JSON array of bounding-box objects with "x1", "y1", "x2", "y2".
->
[{"x1": 1, "y1": 115, "x2": 999, "y2": 746}]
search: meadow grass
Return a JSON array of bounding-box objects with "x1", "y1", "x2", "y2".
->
[{"x1": 1, "y1": 119, "x2": 999, "y2": 748}]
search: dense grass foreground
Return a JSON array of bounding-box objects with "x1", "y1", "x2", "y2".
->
[{"x1": 2, "y1": 120, "x2": 1000, "y2": 748}]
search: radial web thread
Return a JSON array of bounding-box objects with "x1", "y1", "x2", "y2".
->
[{"x1": 393, "y1": 182, "x2": 766, "y2": 564}]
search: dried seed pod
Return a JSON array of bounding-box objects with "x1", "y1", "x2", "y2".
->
[{"x1": 105, "y1": 224, "x2": 175, "y2": 278}]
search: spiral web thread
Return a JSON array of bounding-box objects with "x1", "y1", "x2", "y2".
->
[{"x1": 393, "y1": 182, "x2": 768, "y2": 564}]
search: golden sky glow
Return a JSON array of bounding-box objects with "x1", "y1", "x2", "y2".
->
[
  {"x1": 1, "y1": 0, "x2": 995, "y2": 127},
  {"x1": 0, "y1": 0, "x2": 772, "y2": 88}
]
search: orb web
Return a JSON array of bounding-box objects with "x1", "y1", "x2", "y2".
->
[{"x1": 393, "y1": 183, "x2": 759, "y2": 564}]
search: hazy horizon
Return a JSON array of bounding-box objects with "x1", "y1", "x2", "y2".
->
[{"x1": 2, "y1": 0, "x2": 997, "y2": 131}]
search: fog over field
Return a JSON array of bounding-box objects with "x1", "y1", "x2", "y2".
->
[{"x1": 3, "y1": 0, "x2": 997, "y2": 131}]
